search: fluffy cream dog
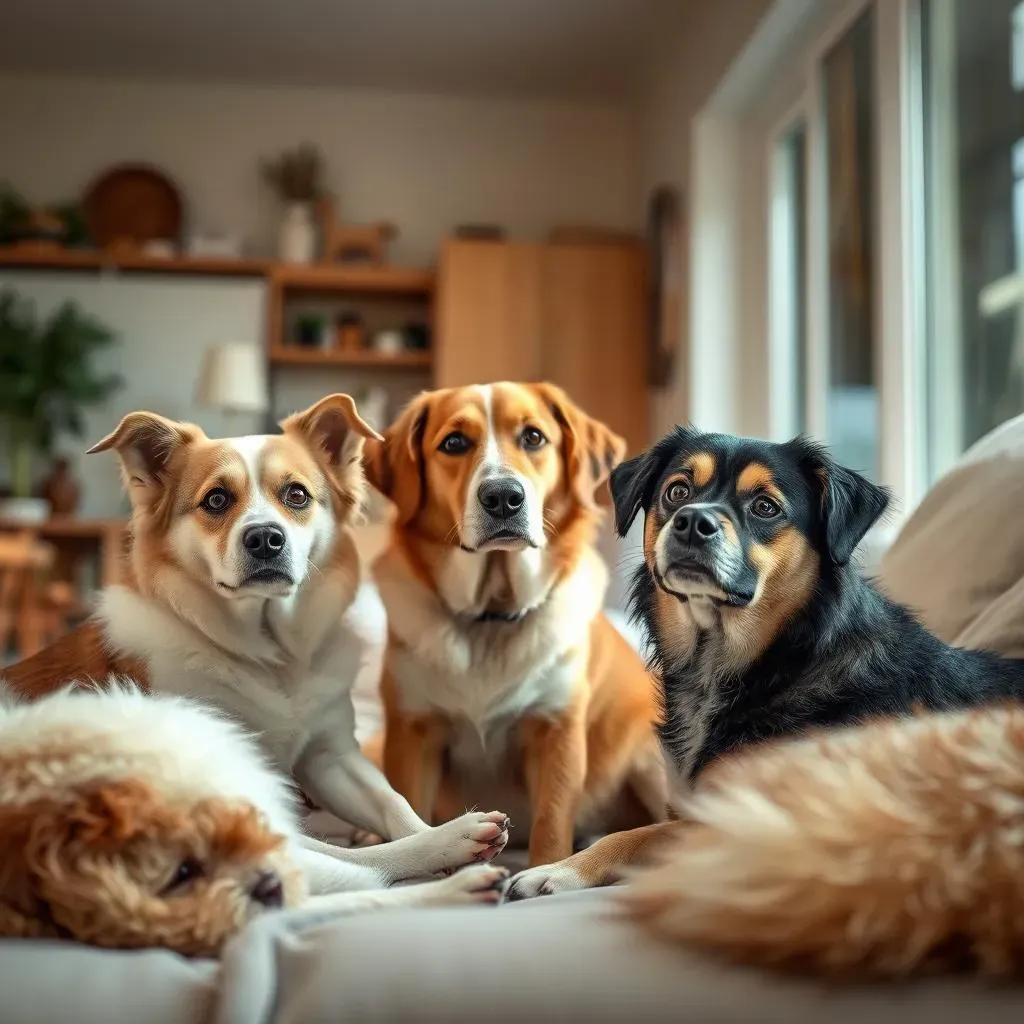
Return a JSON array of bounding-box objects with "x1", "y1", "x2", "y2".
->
[{"x1": 0, "y1": 683, "x2": 508, "y2": 957}]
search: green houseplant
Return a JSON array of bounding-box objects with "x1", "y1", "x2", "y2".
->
[{"x1": 0, "y1": 289, "x2": 122, "y2": 514}]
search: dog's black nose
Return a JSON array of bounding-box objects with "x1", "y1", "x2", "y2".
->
[
  {"x1": 673, "y1": 509, "x2": 720, "y2": 543},
  {"x1": 478, "y1": 478, "x2": 526, "y2": 520},
  {"x1": 242, "y1": 523, "x2": 287, "y2": 561},
  {"x1": 250, "y1": 870, "x2": 284, "y2": 908}
]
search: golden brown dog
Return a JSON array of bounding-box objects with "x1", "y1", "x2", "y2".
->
[{"x1": 363, "y1": 382, "x2": 666, "y2": 878}]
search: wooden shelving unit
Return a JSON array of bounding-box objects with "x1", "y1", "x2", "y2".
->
[
  {"x1": 269, "y1": 347, "x2": 432, "y2": 369},
  {"x1": 270, "y1": 263, "x2": 434, "y2": 295},
  {"x1": 0, "y1": 245, "x2": 437, "y2": 377},
  {"x1": 0, "y1": 247, "x2": 270, "y2": 277}
]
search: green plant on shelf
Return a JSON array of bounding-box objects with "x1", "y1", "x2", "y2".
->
[
  {"x1": 0, "y1": 289, "x2": 122, "y2": 498},
  {"x1": 0, "y1": 182, "x2": 31, "y2": 244},
  {"x1": 260, "y1": 144, "x2": 325, "y2": 204}
]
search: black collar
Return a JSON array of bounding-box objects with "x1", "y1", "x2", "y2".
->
[{"x1": 472, "y1": 608, "x2": 531, "y2": 624}]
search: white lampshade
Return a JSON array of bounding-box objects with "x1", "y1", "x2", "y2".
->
[{"x1": 195, "y1": 343, "x2": 269, "y2": 414}]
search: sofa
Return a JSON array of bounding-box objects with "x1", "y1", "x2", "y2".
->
[{"x1": 6, "y1": 419, "x2": 1024, "y2": 1022}]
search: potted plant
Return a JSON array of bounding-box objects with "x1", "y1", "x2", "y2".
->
[
  {"x1": 260, "y1": 144, "x2": 324, "y2": 264},
  {"x1": 294, "y1": 312, "x2": 327, "y2": 348},
  {"x1": 0, "y1": 290, "x2": 122, "y2": 521},
  {"x1": 0, "y1": 182, "x2": 31, "y2": 246}
]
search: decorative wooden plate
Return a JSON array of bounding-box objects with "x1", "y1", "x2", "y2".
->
[{"x1": 83, "y1": 165, "x2": 183, "y2": 249}]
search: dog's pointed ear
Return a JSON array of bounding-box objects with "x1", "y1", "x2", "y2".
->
[
  {"x1": 282, "y1": 393, "x2": 382, "y2": 470},
  {"x1": 533, "y1": 383, "x2": 627, "y2": 509},
  {"x1": 363, "y1": 393, "x2": 430, "y2": 524},
  {"x1": 87, "y1": 412, "x2": 201, "y2": 504},
  {"x1": 795, "y1": 439, "x2": 889, "y2": 565}
]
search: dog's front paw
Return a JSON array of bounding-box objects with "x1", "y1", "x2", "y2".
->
[
  {"x1": 429, "y1": 810, "x2": 510, "y2": 871},
  {"x1": 424, "y1": 863, "x2": 510, "y2": 906},
  {"x1": 506, "y1": 861, "x2": 586, "y2": 901}
]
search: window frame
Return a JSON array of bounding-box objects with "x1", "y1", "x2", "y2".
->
[{"x1": 690, "y1": 0, "x2": 928, "y2": 537}]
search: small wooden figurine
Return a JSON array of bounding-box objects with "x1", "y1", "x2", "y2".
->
[{"x1": 317, "y1": 196, "x2": 396, "y2": 265}]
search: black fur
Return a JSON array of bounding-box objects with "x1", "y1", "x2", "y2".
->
[{"x1": 613, "y1": 427, "x2": 1024, "y2": 782}]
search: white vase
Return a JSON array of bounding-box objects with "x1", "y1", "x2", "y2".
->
[
  {"x1": 0, "y1": 497, "x2": 50, "y2": 524},
  {"x1": 278, "y1": 203, "x2": 316, "y2": 264}
]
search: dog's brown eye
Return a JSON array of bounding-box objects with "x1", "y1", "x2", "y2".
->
[
  {"x1": 439, "y1": 431, "x2": 472, "y2": 455},
  {"x1": 283, "y1": 483, "x2": 311, "y2": 509},
  {"x1": 520, "y1": 427, "x2": 547, "y2": 451},
  {"x1": 664, "y1": 481, "x2": 691, "y2": 505},
  {"x1": 201, "y1": 488, "x2": 232, "y2": 514},
  {"x1": 751, "y1": 496, "x2": 781, "y2": 519},
  {"x1": 163, "y1": 857, "x2": 205, "y2": 895}
]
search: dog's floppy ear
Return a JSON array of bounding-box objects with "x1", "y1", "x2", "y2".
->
[
  {"x1": 87, "y1": 412, "x2": 201, "y2": 505},
  {"x1": 282, "y1": 393, "x2": 382, "y2": 469},
  {"x1": 794, "y1": 439, "x2": 889, "y2": 565},
  {"x1": 610, "y1": 451, "x2": 662, "y2": 537},
  {"x1": 0, "y1": 803, "x2": 46, "y2": 938},
  {"x1": 533, "y1": 383, "x2": 627, "y2": 509},
  {"x1": 610, "y1": 425, "x2": 701, "y2": 537},
  {"x1": 363, "y1": 393, "x2": 430, "y2": 524}
]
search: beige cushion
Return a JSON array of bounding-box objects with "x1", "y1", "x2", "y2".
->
[
  {"x1": 879, "y1": 457, "x2": 1024, "y2": 653},
  {"x1": 879, "y1": 413, "x2": 1024, "y2": 656},
  {"x1": 6, "y1": 894, "x2": 1022, "y2": 1023}
]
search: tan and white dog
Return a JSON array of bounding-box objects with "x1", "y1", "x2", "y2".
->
[
  {"x1": 4, "y1": 395, "x2": 509, "y2": 899},
  {"x1": 363, "y1": 382, "x2": 666, "y2": 886}
]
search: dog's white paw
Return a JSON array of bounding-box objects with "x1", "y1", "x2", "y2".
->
[
  {"x1": 426, "y1": 810, "x2": 510, "y2": 872},
  {"x1": 506, "y1": 861, "x2": 586, "y2": 901},
  {"x1": 421, "y1": 863, "x2": 510, "y2": 907}
]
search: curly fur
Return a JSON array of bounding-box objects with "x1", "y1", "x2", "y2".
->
[{"x1": 0, "y1": 683, "x2": 306, "y2": 957}]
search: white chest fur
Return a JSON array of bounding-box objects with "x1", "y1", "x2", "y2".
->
[
  {"x1": 376, "y1": 546, "x2": 606, "y2": 741},
  {"x1": 97, "y1": 583, "x2": 383, "y2": 769}
]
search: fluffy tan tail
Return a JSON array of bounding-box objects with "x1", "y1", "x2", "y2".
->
[{"x1": 623, "y1": 706, "x2": 1024, "y2": 977}]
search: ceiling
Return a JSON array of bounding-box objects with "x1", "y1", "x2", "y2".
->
[{"x1": 0, "y1": 0, "x2": 689, "y2": 101}]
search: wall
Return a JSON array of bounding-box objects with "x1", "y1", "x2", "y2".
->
[
  {"x1": 0, "y1": 73, "x2": 638, "y2": 520},
  {"x1": 602, "y1": 0, "x2": 772, "y2": 596},
  {"x1": 0, "y1": 74, "x2": 637, "y2": 265},
  {"x1": 635, "y1": 0, "x2": 774, "y2": 440}
]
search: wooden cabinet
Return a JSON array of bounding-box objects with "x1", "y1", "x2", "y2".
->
[
  {"x1": 435, "y1": 241, "x2": 543, "y2": 386},
  {"x1": 435, "y1": 238, "x2": 649, "y2": 454}
]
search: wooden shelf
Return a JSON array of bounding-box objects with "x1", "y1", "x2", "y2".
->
[
  {"x1": 0, "y1": 248, "x2": 434, "y2": 295},
  {"x1": 0, "y1": 246, "x2": 270, "y2": 277},
  {"x1": 269, "y1": 347, "x2": 432, "y2": 369},
  {"x1": 270, "y1": 263, "x2": 434, "y2": 295}
]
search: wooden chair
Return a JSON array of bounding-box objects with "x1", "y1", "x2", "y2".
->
[{"x1": 0, "y1": 531, "x2": 78, "y2": 662}]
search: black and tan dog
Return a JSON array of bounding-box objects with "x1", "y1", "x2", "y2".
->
[{"x1": 508, "y1": 426, "x2": 1024, "y2": 906}]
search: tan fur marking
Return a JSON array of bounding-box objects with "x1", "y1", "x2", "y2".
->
[
  {"x1": 685, "y1": 453, "x2": 716, "y2": 488},
  {"x1": 540, "y1": 821, "x2": 685, "y2": 888},
  {"x1": 261, "y1": 440, "x2": 324, "y2": 524},
  {"x1": 724, "y1": 527, "x2": 818, "y2": 664},
  {"x1": 177, "y1": 445, "x2": 250, "y2": 561},
  {"x1": 736, "y1": 463, "x2": 786, "y2": 506}
]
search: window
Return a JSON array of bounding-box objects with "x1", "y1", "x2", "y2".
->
[
  {"x1": 924, "y1": 0, "x2": 1024, "y2": 480},
  {"x1": 768, "y1": 121, "x2": 808, "y2": 439},
  {"x1": 822, "y1": 7, "x2": 878, "y2": 479}
]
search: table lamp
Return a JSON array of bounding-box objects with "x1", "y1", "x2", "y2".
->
[{"x1": 195, "y1": 343, "x2": 270, "y2": 432}]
